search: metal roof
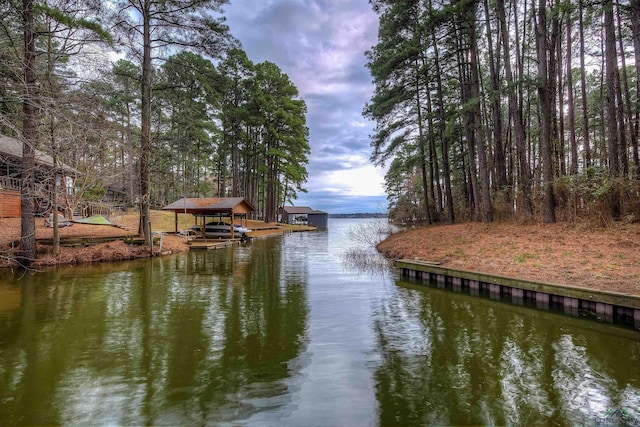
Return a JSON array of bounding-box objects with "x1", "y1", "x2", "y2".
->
[
  {"x1": 162, "y1": 197, "x2": 255, "y2": 212},
  {"x1": 0, "y1": 134, "x2": 79, "y2": 174},
  {"x1": 283, "y1": 206, "x2": 327, "y2": 215}
]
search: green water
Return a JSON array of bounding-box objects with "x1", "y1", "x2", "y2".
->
[{"x1": 0, "y1": 218, "x2": 638, "y2": 426}]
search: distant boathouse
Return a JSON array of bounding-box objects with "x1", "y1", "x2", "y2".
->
[{"x1": 281, "y1": 206, "x2": 328, "y2": 229}]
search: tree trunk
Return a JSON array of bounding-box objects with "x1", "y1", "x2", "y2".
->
[
  {"x1": 455, "y1": 20, "x2": 480, "y2": 221},
  {"x1": 497, "y1": 0, "x2": 533, "y2": 219},
  {"x1": 483, "y1": 0, "x2": 506, "y2": 193},
  {"x1": 616, "y1": 1, "x2": 631, "y2": 176},
  {"x1": 553, "y1": 5, "x2": 565, "y2": 177},
  {"x1": 615, "y1": 62, "x2": 628, "y2": 176},
  {"x1": 604, "y1": 0, "x2": 621, "y2": 219},
  {"x1": 44, "y1": 28, "x2": 60, "y2": 256},
  {"x1": 139, "y1": 0, "x2": 152, "y2": 246},
  {"x1": 469, "y1": 13, "x2": 493, "y2": 223},
  {"x1": 631, "y1": 0, "x2": 640, "y2": 177},
  {"x1": 52, "y1": 140, "x2": 59, "y2": 256},
  {"x1": 414, "y1": 59, "x2": 431, "y2": 224},
  {"x1": 579, "y1": 1, "x2": 592, "y2": 167},
  {"x1": 264, "y1": 148, "x2": 276, "y2": 223},
  {"x1": 20, "y1": 0, "x2": 37, "y2": 265},
  {"x1": 428, "y1": 2, "x2": 454, "y2": 223},
  {"x1": 566, "y1": 9, "x2": 579, "y2": 175},
  {"x1": 232, "y1": 127, "x2": 240, "y2": 197},
  {"x1": 535, "y1": 0, "x2": 556, "y2": 223},
  {"x1": 425, "y1": 86, "x2": 443, "y2": 217}
]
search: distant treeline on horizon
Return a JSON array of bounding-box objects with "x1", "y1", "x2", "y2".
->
[{"x1": 328, "y1": 213, "x2": 388, "y2": 219}]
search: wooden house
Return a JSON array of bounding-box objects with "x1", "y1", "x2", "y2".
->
[
  {"x1": 101, "y1": 184, "x2": 131, "y2": 207},
  {"x1": 0, "y1": 134, "x2": 77, "y2": 218}
]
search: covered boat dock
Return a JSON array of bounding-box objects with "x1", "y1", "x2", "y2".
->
[{"x1": 162, "y1": 197, "x2": 255, "y2": 240}]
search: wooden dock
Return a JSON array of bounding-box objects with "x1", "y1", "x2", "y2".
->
[
  {"x1": 395, "y1": 259, "x2": 640, "y2": 330},
  {"x1": 188, "y1": 239, "x2": 239, "y2": 250}
]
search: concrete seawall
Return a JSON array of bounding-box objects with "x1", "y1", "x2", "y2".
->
[{"x1": 395, "y1": 259, "x2": 640, "y2": 331}]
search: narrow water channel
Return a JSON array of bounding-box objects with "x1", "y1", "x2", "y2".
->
[{"x1": 0, "y1": 218, "x2": 639, "y2": 426}]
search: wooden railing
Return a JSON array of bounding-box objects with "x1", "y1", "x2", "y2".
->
[
  {"x1": 1, "y1": 177, "x2": 115, "y2": 219},
  {"x1": 0, "y1": 176, "x2": 21, "y2": 190},
  {"x1": 76, "y1": 202, "x2": 112, "y2": 219}
]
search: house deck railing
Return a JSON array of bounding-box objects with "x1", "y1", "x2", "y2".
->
[
  {"x1": 1, "y1": 177, "x2": 115, "y2": 219},
  {"x1": 0, "y1": 176, "x2": 21, "y2": 191}
]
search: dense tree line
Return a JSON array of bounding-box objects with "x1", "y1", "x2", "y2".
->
[
  {"x1": 366, "y1": 0, "x2": 640, "y2": 225},
  {"x1": 0, "y1": 0, "x2": 309, "y2": 263}
]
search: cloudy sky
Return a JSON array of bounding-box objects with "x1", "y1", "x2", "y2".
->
[{"x1": 224, "y1": 0, "x2": 387, "y2": 214}]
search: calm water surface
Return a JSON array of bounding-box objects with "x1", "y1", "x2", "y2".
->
[{"x1": 0, "y1": 218, "x2": 639, "y2": 426}]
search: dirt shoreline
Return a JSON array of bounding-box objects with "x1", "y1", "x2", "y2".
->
[
  {"x1": 376, "y1": 221, "x2": 640, "y2": 297},
  {"x1": 4, "y1": 217, "x2": 640, "y2": 299},
  {"x1": 0, "y1": 217, "x2": 286, "y2": 269}
]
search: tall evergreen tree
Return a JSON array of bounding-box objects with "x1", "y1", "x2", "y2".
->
[
  {"x1": 365, "y1": 0, "x2": 434, "y2": 222},
  {"x1": 157, "y1": 51, "x2": 218, "y2": 200},
  {"x1": 218, "y1": 49, "x2": 255, "y2": 198},
  {"x1": 111, "y1": 0, "x2": 232, "y2": 245},
  {"x1": 252, "y1": 61, "x2": 309, "y2": 223}
]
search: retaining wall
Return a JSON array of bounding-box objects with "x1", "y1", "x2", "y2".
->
[{"x1": 395, "y1": 259, "x2": 640, "y2": 331}]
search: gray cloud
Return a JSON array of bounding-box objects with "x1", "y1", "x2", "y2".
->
[{"x1": 225, "y1": 0, "x2": 384, "y2": 214}]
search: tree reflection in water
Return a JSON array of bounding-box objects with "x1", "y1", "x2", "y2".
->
[
  {"x1": 372, "y1": 280, "x2": 640, "y2": 426},
  {"x1": 0, "y1": 219, "x2": 639, "y2": 426}
]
